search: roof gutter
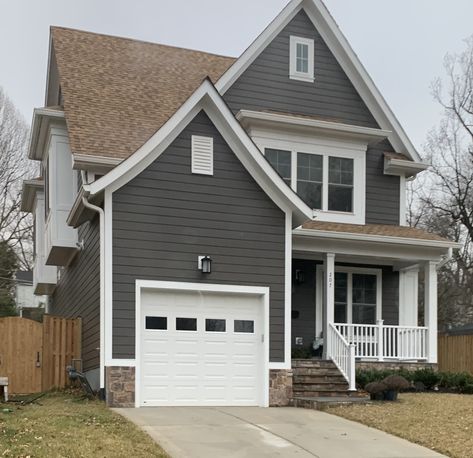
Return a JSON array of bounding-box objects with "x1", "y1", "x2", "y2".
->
[
  {"x1": 28, "y1": 107, "x2": 65, "y2": 161},
  {"x1": 293, "y1": 227, "x2": 462, "y2": 250}
]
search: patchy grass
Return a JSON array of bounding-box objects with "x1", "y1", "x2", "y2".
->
[
  {"x1": 328, "y1": 392, "x2": 473, "y2": 458},
  {"x1": 0, "y1": 391, "x2": 168, "y2": 458}
]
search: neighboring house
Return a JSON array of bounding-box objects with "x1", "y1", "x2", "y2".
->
[
  {"x1": 21, "y1": 0, "x2": 459, "y2": 408},
  {"x1": 14, "y1": 270, "x2": 47, "y2": 312}
]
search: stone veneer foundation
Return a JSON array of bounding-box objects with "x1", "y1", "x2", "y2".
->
[
  {"x1": 106, "y1": 366, "x2": 135, "y2": 407},
  {"x1": 269, "y1": 369, "x2": 293, "y2": 406},
  {"x1": 356, "y1": 361, "x2": 437, "y2": 372}
]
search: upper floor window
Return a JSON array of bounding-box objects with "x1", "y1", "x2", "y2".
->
[
  {"x1": 289, "y1": 36, "x2": 314, "y2": 83},
  {"x1": 261, "y1": 139, "x2": 365, "y2": 224}
]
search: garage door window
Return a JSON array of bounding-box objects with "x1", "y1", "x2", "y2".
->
[
  {"x1": 176, "y1": 317, "x2": 197, "y2": 331},
  {"x1": 145, "y1": 316, "x2": 167, "y2": 330},
  {"x1": 205, "y1": 319, "x2": 226, "y2": 332},
  {"x1": 234, "y1": 320, "x2": 254, "y2": 333}
]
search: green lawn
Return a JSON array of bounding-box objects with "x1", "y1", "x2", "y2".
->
[{"x1": 0, "y1": 391, "x2": 168, "y2": 458}]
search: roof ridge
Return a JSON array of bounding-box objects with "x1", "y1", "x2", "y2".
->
[{"x1": 50, "y1": 25, "x2": 237, "y2": 61}]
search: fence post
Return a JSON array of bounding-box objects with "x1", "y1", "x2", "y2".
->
[
  {"x1": 348, "y1": 344, "x2": 356, "y2": 391},
  {"x1": 377, "y1": 319, "x2": 384, "y2": 361}
]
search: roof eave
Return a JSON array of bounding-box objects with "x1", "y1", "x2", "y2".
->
[
  {"x1": 21, "y1": 179, "x2": 44, "y2": 213},
  {"x1": 384, "y1": 157, "x2": 429, "y2": 178},
  {"x1": 28, "y1": 108, "x2": 66, "y2": 161},
  {"x1": 293, "y1": 227, "x2": 462, "y2": 250}
]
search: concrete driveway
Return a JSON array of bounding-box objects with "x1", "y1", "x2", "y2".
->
[{"x1": 116, "y1": 406, "x2": 445, "y2": 458}]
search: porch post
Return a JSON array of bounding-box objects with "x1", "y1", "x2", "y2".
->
[
  {"x1": 424, "y1": 261, "x2": 438, "y2": 363},
  {"x1": 323, "y1": 252, "x2": 335, "y2": 359}
]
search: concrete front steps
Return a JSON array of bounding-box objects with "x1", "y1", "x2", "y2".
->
[{"x1": 291, "y1": 359, "x2": 369, "y2": 410}]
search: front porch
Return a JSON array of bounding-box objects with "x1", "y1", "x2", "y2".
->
[{"x1": 290, "y1": 221, "x2": 458, "y2": 390}]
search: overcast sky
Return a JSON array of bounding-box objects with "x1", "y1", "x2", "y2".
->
[{"x1": 1, "y1": 0, "x2": 472, "y2": 152}]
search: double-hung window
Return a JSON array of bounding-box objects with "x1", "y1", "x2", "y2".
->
[
  {"x1": 265, "y1": 148, "x2": 291, "y2": 185},
  {"x1": 290, "y1": 36, "x2": 314, "y2": 82}
]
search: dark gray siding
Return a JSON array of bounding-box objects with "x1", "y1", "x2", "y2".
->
[
  {"x1": 224, "y1": 10, "x2": 378, "y2": 128},
  {"x1": 291, "y1": 260, "x2": 399, "y2": 350},
  {"x1": 112, "y1": 111, "x2": 286, "y2": 362},
  {"x1": 50, "y1": 217, "x2": 100, "y2": 371},
  {"x1": 292, "y1": 259, "x2": 319, "y2": 348},
  {"x1": 366, "y1": 141, "x2": 401, "y2": 225}
]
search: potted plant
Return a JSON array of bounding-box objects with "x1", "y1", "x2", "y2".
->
[
  {"x1": 381, "y1": 375, "x2": 410, "y2": 401},
  {"x1": 364, "y1": 381, "x2": 387, "y2": 401}
]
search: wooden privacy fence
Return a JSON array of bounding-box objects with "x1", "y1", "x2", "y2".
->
[
  {"x1": 0, "y1": 315, "x2": 81, "y2": 395},
  {"x1": 438, "y1": 334, "x2": 473, "y2": 374}
]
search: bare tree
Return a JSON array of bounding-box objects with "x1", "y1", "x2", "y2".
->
[
  {"x1": 411, "y1": 36, "x2": 473, "y2": 328},
  {"x1": 0, "y1": 87, "x2": 35, "y2": 270}
]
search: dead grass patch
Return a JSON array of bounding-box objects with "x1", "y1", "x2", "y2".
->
[
  {"x1": 0, "y1": 391, "x2": 168, "y2": 457},
  {"x1": 328, "y1": 392, "x2": 473, "y2": 458}
]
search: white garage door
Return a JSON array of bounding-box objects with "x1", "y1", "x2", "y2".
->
[{"x1": 140, "y1": 288, "x2": 265, "y2": 406}]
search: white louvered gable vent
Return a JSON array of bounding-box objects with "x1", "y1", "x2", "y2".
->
[{"x1": 191, "y1": 135, "x2": 214, "y2": 175}]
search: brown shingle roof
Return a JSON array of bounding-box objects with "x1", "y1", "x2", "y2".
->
[
  {"x1": 51, "y1": 27, "x2": 236, "y2": 160},
  {"x1": 301, "y1": 220, "x2": 450, "y2": 243}
]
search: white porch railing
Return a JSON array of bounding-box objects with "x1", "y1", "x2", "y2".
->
[
  {"x1": 335, "y1": 321, "x2": 428, "y2": 361},
  {"x1": 327, "y1": 323, "x2": 356, "y2": 391}
]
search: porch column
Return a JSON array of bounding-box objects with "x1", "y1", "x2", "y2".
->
[
  {"x1": 424, "y1": 261, "x2": 438, "y2": 363},
  {"x1": 323, "y1": 252, "x2": 335, "y2": 359}
]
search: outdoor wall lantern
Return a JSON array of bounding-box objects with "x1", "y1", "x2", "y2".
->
[{"x1": 198, "y1": 255, "x2": 212, "y2": 274}]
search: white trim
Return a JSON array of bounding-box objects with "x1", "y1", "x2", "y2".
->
[
  {"x1": 237, "y1": 110, "x2": 391, "y2": 143},
  {"x1": 84, "y1": 80, "x2": 312, "y2": 227},
  {"x1": 316, "y1": 265, "x2": 383, "y2": 337},
  {"x1": 215, "y1": 0, "x2": 423, "y2": 163},
  {"x1": 107, "y1": 359, "x2": 136, "y2": 367},
  {"x1": 28, "y1": 108, "x2": 66, "y2": 160},
  {"x1": 399, "y1": 175, "x2": 407, "y2": 226},
  {"x1": 289, "y1": 36, "x2": 314, "y2": 82},
  {"x1": 424, "y1": 261, "x2": 438, "y2": 363},
  {"x1": 294, "y1": 227, "x2": 461, "y2": 250},
  {"x1": 259, "y1": 136, "x2": 366, "y2": 224},
  {"x1": 284, "y1": 211, "x2": 292, "y2": 368},
  {"x1": 104, "y1": 189, "x2": 114, "y2": 366},
  {"x1": 384, "y1": 157, "x2": 428, "y2": 177},
  {"x1": 134, "y1": 280, "x2": 270, "y2": 408}
]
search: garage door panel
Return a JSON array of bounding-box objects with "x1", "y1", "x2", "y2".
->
[{"x1": 141, "y1": 289, "x2": 264, "y2": 406}]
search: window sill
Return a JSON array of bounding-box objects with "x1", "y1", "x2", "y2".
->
[
  {"x1": 289, "y1": 73, "x2": 315, "y2": 83},
  {"x1": 313, "y1": 209, "x2": 365, "y2": 225}
]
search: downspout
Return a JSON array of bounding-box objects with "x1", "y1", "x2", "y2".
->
[{"x1": 80, "y1": 171, "x2": 106, "y2": 398}]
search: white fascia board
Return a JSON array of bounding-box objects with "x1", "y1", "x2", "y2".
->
[
  {"x1": 384, "y1": 157, "x2": 429, "y2": 177},
  {"x1": 216, "y1": 0, "x2": 304, "y2": 94},
  {"x1": 293, "y1": 227, "x2": 462, "y2": 250},
  {"x1": 28, "y1": 108, "x2": 66, "y2": 160},
  {"x1": 87, "y1": 79, "x2": 313, "y2": 227},
  {"x1": 237, "y1": 109, "x2": 391, "y2": 144},
  {"x1": 72, "y1": 154, "x2": 122, "y2": 172},
  {"x1": 216, "y1": 0, "x2": 422, "y2": 162}
]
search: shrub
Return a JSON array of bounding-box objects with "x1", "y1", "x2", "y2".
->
[
  {"x1": 439, "y1": 371, "x2": 473, "y2": 392},
  {"x1": 291, "y1": 347, "x2": 312, "y2": 359},
  {"x1": 382, "y1": 375, "x2": 410, "y2": 391},
  {"x1": 411, "y1": 368, "x2": 440, "y2": 389},
  {"x1": 365, "y1": 381, "x2": 387, "y2": 394}
]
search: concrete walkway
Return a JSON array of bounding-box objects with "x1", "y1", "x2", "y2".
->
[{"x1": 116, "y1": 406, "x2": 445, "y2": 458}]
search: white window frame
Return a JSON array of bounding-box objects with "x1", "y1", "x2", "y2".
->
[
  {"x1": 257, "y1": 136, "x2": 366, "y2": 224},
  {"x1": 289, "y1": 36, "x2": 314, "y2": 83},
  {"x1": 315, "y1": 265, "x2": 382, "y2": 337}
]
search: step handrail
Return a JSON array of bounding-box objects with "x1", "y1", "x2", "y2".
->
[{"x1": 328, "y1": 323, "x2": 356, "y2": 391}]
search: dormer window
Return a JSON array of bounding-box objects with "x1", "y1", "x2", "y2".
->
[{"x1": 289, "y1": 36, "x2": 314, "y2": 82}]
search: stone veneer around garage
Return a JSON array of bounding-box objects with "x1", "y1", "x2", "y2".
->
[
  {"x1": 269, "y1": 369, "x2": 293, "y2": 406},
  {"x1": 106, "y1": 367, "x2": 292, "y2": 407},
  {"x1": 106, "y1": 366, "x2": 135, "y2": 407}
]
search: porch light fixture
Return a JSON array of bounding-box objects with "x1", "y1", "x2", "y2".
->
[{"x1": 198, "y1": 255, "x2": 212, "y2": 274}]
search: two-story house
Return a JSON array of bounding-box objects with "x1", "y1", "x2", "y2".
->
[{"x1": 21, "y1": 0, "x2": 458, "y2": 408}]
